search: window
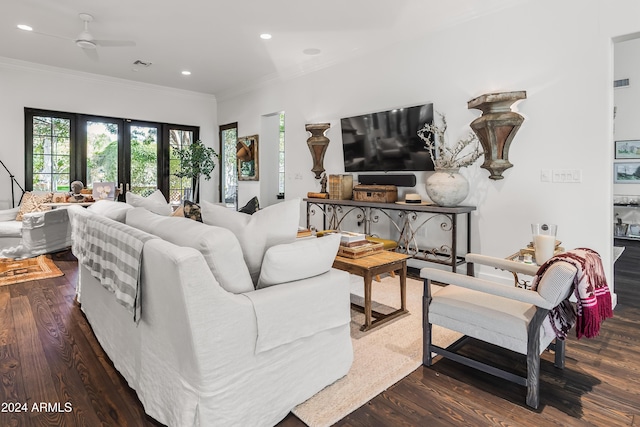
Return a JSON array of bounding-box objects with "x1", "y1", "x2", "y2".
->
[
  {"x1": 278, "y1": 112, "x2": 285, "y2": 198},
  {"x1": 25, "y1": 108, "x2": 198, "y2": 202},
  {"x1": 219, "y1": 122, "x2": 238, "y2": 208},
  {"x1": 26, "y1": 112, "x2": 75, "y2": 192},
  {"x1": 169, "y1": 128, "x2": 196, "y2": 204}
]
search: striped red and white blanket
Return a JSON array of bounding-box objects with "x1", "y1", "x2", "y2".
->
[{"x1": 532, "y1": 248, "x2": 613, "y2": 339}]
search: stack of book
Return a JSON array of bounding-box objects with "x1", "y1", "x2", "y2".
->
[{"x1": 337, "y1": 231, "x2": 384, "y2": 258}]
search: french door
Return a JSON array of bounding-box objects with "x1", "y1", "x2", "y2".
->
[
  {"x1": 25, "y1": 108, "x2": 198, "y2": 204},
  {"x1": 82, "y1": 118, "x2": 160, "y2": 200}
]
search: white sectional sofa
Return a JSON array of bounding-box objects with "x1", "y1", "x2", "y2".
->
[{"x1": 68, "y1": 200, "x2": 353, "y2": 427}]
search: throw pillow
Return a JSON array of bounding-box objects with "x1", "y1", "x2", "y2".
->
[
  {"x1": 125, "y1": 189, "x2": 172, "y2": 216},
  {"x1": 183, "y1": 200, "x2": 203, "y2": 222},
  {"x1": 257, "y1": 234, "x2": 341, "y2": 288},
  {"x1": 238, "y1": 196, "x2": 260, "y2": 214},
  {"x1": 201, "y1": 198, "x2": 301, "y2": 285},
  {"x1": 126, "y1": 207, "x2": 254, "y2": 293},
  {"x1": 16, "y1": 192, "x2": 53, "y2": 221},
  {"x1": 86, "y1": 200, "x2": 133, "y2": 222}
]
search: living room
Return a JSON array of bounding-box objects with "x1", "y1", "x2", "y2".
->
[{"x1": 1, "y1": 1, "x2": 639, "y2": 426}]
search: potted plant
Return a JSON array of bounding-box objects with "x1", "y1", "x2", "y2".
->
[
  {"x1": 417, "y1": 113, "x2": 483, "y2": 207},
  {"x1": 173, "y1": 140, "x2": 219, "y2": 202}
]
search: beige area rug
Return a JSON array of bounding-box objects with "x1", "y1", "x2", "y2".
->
[
  {"x1": 292, "y1": 275, "x2": 460, "y2": 427},
  {"x1": 0, "y1": 255, "x2": 64, "y2": 286}
]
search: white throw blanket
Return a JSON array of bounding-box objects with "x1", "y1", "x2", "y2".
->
[{"x1": 73, "y1": 212, "x2": 157, "y2": 322}]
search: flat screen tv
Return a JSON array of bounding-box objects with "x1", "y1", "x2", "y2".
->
[{"x1": 340, "y1": 103, "x2": 434, "y2": 172}]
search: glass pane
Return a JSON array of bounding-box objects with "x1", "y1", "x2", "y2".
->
[
  {"x1": 169, "y1": 129, "x2": 194, "y2": 203},
  {"x1": 55, "y1": 137, "x2": 70, "y2": 156},
  {"x1": 33, "y1": 117, "x2": 51, "y2": 136},
  {"x1": 32, "y1": 155, "x2": 47, "y2": 174},
  {"x1": 53, "y1": 174, "x2": 69, "y2": 192},
  {"x1": 222, "y1": 127, "x2": 237, "y2": 207},
  {"x1": 87, "y1": 121, "x2": 119, "y2": 185},
  {"x1": 32, "y1": 174, "x2": 51, "y2": 192},
  {"x1": 52, "y1": 118, "x2": 70, "y2": 138},
  {"x1": 53, "y1": 155, "x2": 70, "y2": 174},
  {"x1": 129, "y1": 125, "x2": 158, "y2": 197},
  {"x1": 33, "y1": 137, "x2": 46, "y2": 155}
]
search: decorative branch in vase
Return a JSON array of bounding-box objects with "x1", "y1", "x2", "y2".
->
[
  {"x1": 417, "y1": 112, "x2": 483, "y2": 170},
  {"x1": 417, "y1": 112, "x2": 484, "y2": 207}
]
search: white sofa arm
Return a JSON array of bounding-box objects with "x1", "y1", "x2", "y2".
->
[
  {"x1": 244, "y1": 268, "x2": 352, "y2": 354},
  {"x1": 420, "y1": 267, "x2": 553, "y2": 309},
  {"x1": 466, "y1": 253, "x2": 539, "y2": 276},
  {"x1": 21, "y1": 208, "x2": 72, "y2": 254}
]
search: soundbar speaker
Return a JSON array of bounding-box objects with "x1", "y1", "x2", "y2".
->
[{"x1": 357, "y1": 174, "x2": 417, "y2": 187}]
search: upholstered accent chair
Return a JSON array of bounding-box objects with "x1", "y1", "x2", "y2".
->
[{"x1": 420, "y1": 253, "x2": 578, "y2": 409}]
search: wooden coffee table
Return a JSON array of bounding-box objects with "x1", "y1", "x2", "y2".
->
[{"x1": 332, "y1": 251, "x2": 410, "y2": 331}]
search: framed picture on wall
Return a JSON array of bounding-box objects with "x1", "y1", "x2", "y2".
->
[
  {"x1": 237, "y1": 135, "x2": 259, "y2": 181},
  {"x1": 615, "y1": 140, "x2": 640, "y2": 159},
  {"x1": 614, "y1": 162, "x2": 640, "y2": 183}
]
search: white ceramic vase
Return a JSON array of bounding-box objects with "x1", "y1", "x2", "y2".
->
[{"x1": 425, "y1": 168, "x2": 469, "y2": 207}]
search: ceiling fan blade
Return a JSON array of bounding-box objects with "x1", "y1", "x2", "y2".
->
[
  {"x1": 94, "y1": 39, "x2": 136, "y2": 48},
  {"x1": 82, "y1": 47, "x2": 99, "y2": 62}
]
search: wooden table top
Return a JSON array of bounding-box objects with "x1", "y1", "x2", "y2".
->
[{"x1": 334, "y1": 251, "x2": 410, "y2": 270}]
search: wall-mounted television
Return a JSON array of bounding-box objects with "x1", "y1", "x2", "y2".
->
[{"x1": 340, "y1": 103, "x2": 434, "y2": 172}]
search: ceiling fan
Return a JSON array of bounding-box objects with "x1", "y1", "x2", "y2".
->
[
  {"x1": 73, "y1": 13, "x2": 135, "y2": 50},
  {"x1": 22, "y1": 13, "x2": 135, "y2": 58}
]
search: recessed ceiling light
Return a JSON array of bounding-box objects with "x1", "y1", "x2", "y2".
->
[
  {"x1": 260, "y1": 33, "x2": 272, "y2": 40},
  {"x1": 181, "y1": 70, "x2": 191, "y2": 76},
  {"x1": 303, "y1": 48, "x2": 322, "y2": 56},
  {"x1": 17, "y1": 24, "x2": 33, "y2": 31}
]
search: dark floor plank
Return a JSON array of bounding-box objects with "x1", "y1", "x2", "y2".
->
[{"x1": 11, "y1": 294, "x2": 75, "y2": 426}]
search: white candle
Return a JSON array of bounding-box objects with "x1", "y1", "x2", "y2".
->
[{"x1": 534, "y1": 234, "x2": 555, "y2": 264}]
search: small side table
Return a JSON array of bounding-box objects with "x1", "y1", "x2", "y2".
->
[{"x1": 332, "y1": 251, "x2": 410, "y2": 331}]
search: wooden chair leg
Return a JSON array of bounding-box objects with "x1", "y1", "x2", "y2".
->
[
  {"x1": 390, "y1": 271, "x2": 396, "y2": 278},
  {"x1": 375, "y1": 275, "x2": 381, "y2": 282},
  {"x1": 526, "y1": 350, "x2": 540, "y2": 409},
  {"x1": 526, "y1": 309, "x2": 547, "y2": 409},
  {"x1": 423, "y1": 278, "x2": 433, "y2": 366}
]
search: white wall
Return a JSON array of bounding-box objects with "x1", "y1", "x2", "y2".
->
[
  {"x1": 217, "y1": 0, "x2": 640, "y2": 297},
  {"x1": 0, "y1": 58, "x2": 218, "y2": 208}
]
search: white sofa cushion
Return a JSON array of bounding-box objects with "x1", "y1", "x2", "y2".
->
[
  {"x1": 126, "y1": 207, "x2": 254, "y2": 293},
  {"x1": 0, "y1": 220, "x2": 22, "y2": 238},
  {"x1": 0, "y1": 207, "x2": 19, "y2": 221},
  {"x1": 201, "y1": 198, "x2": 300, "y2": 284},
  {"x1": 125, "y1": 190, "x2": 172, "y2": 216},
  {"x1": 87, "y1": 200, "x2": 133, "y2": 222},
  {"x1": 257, "y1": 234, "x2": 341, "y2": 289}
]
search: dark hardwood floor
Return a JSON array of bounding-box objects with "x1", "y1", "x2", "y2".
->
[{"x1": 1, "y1": 243, "x2": 638, "y2": 426}]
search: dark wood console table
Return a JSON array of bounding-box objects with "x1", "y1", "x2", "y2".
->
[{"x1": 304, "y1": 198, "x2": 476, "y2": 275}]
